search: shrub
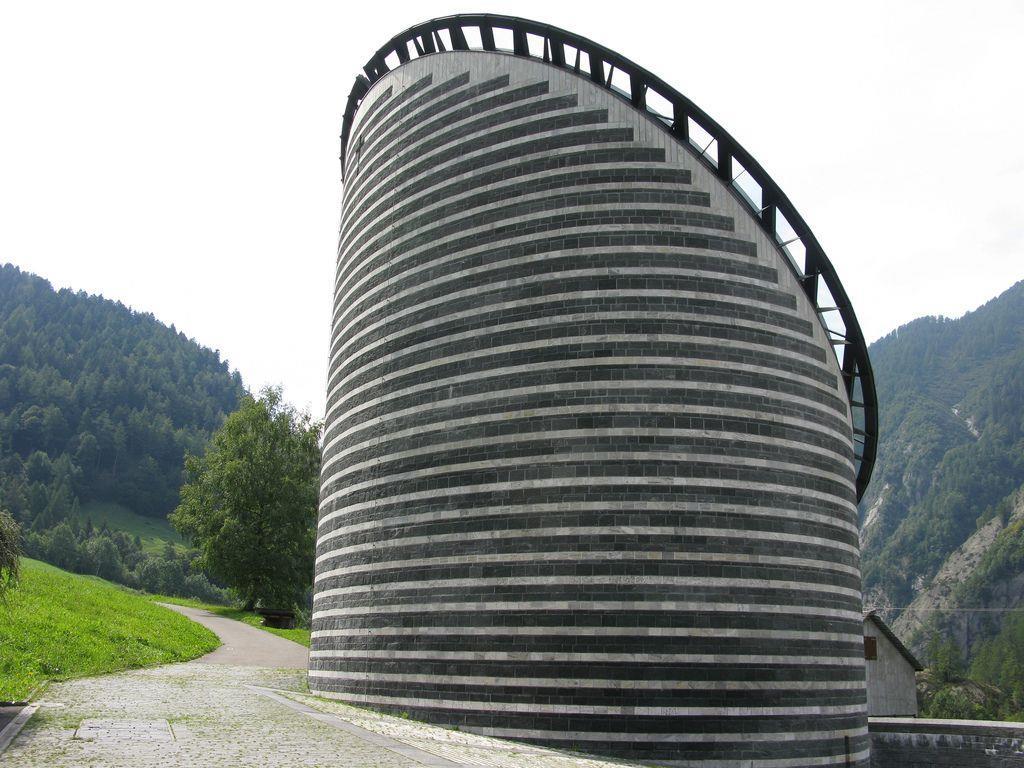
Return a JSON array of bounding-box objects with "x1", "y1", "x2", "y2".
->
[{"x1": 0, "y1": 508, "x2": 20, "y2": 596}]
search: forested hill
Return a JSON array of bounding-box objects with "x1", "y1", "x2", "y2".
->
[
  {"x1": 860, "y1": 279, "x2": 1024, "y2": 650},
  {"x1": 0, "y1": 263, "x2": 246, "y2": 525}
]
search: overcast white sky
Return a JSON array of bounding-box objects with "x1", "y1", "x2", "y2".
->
[{"x1": 2, "y1": 1, "x2": 1022, "y2": 416}]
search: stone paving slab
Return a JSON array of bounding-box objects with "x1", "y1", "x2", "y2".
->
[
  {"x1": 279, "y1": 690, "x2": 642, "y2": 768},
  {"x1": 249, "y1": 686, "x2": 466, "y2": 768},
  {"x1": 74, "y1": 719, "x2": 175, "y2": 743}
]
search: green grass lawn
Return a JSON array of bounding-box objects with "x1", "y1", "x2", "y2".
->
[
  {"x1": 0, "y1": 559, "x2": 219, "y2": 701},
  {"x1": 73, "y1": 501, "x2": 183, "y2": 554},
  {"x1": 151, "y1": 595, "x2": 311, "y2": 647}
]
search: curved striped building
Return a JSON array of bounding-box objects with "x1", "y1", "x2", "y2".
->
[{"x1": 312, "y1": 15, "x2": 878, "y2": 767}]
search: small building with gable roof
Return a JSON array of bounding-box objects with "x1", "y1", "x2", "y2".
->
[{"x1": 865, "y1": 610, "x2": 924, "y2": 717}]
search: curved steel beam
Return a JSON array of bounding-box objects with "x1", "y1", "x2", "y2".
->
[{"x1": 338, "y1": 13, "x2": 878, "y2": 501}]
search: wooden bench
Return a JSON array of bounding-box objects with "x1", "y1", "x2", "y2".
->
[{"x1": 255, "y1": 608, "x2": 295, "y2": 629}]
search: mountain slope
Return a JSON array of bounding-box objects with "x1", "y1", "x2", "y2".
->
[
  {"x1": 860, "y1": 279, "x2": 1024, "y2": 633},
  {"x1": 0, "y1": 263, "x2": 245, "y2": 522}
]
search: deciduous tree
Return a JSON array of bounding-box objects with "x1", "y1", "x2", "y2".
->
[{"x1": 170, "y1": 387, "x2": 320, "y2": 610}]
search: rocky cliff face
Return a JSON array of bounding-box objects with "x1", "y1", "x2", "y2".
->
[{"x1": 892, "y1": 488, "x2": 1024, "y2": 654}]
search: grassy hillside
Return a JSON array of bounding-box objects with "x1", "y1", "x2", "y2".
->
[
  {"x1": 74, "y1": 501, "x2": 182, "y2": 554},
  {"x1": 0, "y1": 558, "x2": 219, "y2": 701}
]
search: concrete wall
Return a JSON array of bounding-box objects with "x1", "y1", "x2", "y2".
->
[
  {"x1": 311, "y1": 50, "x2": 867, "y2": 767},
  {"x1": 870, "y1": 718, "x2": 1024, "y2": 766},
  {"x1": 865, "y1": 620, "x2": 918, "y2": 716}
]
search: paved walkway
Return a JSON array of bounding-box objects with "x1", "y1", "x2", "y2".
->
[
  {"x1": 1, "y1": 604, "x2": 635, "y2": 768},
  {"x1": 157, "y1": 603, "x2": 308, "y2": 668},
  {"x1": 2, "y1": 664, "x2": 417, "y2": 767}
]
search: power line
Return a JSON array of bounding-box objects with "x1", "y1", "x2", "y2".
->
[{"x1": 869, "y1": 607, "x2": 1024, "y2": 613}]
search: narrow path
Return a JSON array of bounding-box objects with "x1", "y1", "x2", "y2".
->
[{"x1": 156, "y1": 603, "x2": 308, "y2": 668}]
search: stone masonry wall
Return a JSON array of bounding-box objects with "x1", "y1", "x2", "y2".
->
[
  {"x1": 871, "y1": 718, "x2": 1024, "y2": 766},
  {"x1": 311, "y1": 50, "x2": 867, "y2": 767}
]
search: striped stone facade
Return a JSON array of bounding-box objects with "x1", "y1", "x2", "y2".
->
[{"x1": 312, "y1": 50, "x2": 868, "y2": 767}]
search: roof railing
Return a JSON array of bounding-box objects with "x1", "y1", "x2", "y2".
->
[{"x1": 339, "y1": 13, "x2": 878, "y2": 501}]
